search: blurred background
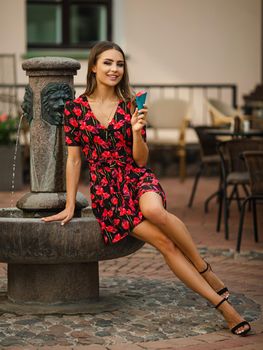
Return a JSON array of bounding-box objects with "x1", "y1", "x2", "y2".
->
[{"x1": 0, "y1": 0, "x2": 262, "y2": 186}]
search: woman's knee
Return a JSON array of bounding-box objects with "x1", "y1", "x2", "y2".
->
[
  {"x1": 142, "y1": 205, "x2": 168, "y2": 226},
  {"x1": 131, "y1": 219, "x2": 177, "y2": 256}
]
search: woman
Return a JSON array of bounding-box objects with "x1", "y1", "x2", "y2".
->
[{"x1": 42, "y1": 41, "x2": 250, "y2": 336}]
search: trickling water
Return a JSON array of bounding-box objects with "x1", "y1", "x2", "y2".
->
[{"x1": 10, "y1": 114, "x2": 25, "y2": 212}]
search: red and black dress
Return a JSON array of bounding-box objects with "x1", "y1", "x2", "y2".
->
[{"x1": 64, "y1": 95, "x2": 166, "y2": 245}]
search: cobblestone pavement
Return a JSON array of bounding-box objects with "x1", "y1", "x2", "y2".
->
[{"x1": 0, "y1": 178, "x2": 263, "y2": 349}]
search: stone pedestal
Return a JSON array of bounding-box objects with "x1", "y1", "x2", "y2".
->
[
  {"x1": 8, "y1": 263, "x2": 99, "y2": 303},
  {"x1": 19, "y1": 57, "x2": 83, "y2": 210},
  {"x1": 0, "y1": 211, "x2": 144, "y2": 313}
]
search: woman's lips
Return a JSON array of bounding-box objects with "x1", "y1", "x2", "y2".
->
[{"x1": 107, "y1": 75, "x2": 119, "y2": 80}]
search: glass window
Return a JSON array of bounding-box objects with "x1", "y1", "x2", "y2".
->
[
  {"x1": 70, "y1": 4, "x2": 107, "y2": 44},
  {"x1": 27, "y1": 0, "x2": 112, "y2": 49},
  {"x1": 27, "y1": 4, "x2": 62, "y2": 45}
]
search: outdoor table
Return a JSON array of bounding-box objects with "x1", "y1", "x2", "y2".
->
[{"x1": 204, "y1": 129, "x2": 263, "y2": 138}]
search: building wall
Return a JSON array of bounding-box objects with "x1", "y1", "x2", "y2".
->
[
  {"x1": 121, "y1": 0, "x2": 261, "y2": 105},
  {"x1": 0, "y1": 0, "x2": 261, "y2": 107}
]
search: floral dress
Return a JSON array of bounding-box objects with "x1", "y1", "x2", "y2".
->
[{"x1": 64, "y1": 95, "x2": 166, "y2": 245}]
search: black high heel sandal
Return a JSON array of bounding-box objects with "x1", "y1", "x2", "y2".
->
[
  {"x1": 199, "y1": 261, "x2": 230, "y2": 299},
  {"x1": 215, "y1": 298, "x2": 251, "y2": 336}
]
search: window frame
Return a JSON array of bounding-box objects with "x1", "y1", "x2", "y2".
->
[{"x1": 27, "y1": 0, "x2": 112, "y2": 49}]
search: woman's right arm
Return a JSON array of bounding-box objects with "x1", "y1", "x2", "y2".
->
[{"x1": 41, "y1": 146, "x2": 82, "y2": 225}]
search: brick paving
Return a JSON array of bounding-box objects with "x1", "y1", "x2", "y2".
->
[{"x1": 0, "y1": 177, "x2": 263, "y2": 349}]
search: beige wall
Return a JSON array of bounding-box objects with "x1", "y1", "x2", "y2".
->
[
  {"x1": 121, "y1": 0, "x2": 261, "y2": 104},
  {"x1": 0, "y1": 0, "x2": 261, "y2": 109},
  {"x1": 0, "y1": 0, "x2": 26, "y2": 56}
]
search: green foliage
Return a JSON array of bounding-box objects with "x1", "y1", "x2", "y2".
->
[{"x1": 0, "y1": 113, "x2": 19, "y2": 145}]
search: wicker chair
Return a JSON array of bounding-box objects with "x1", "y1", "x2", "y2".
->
[
  {"x1": 188, "y1": 126, "x2": 221, "y2": 210},
  {"x1": 236, "y1": 151, "x2": 263, "y2": 252},
  {"x1": 147, "y1": 98, "x2": 191, "y2": 181},
  {"x1": 217, "y1": 139, "x2": 263, "y2": 240},
  {"x1": 207, "y1": 98, "x2": 244, "y2": 127}
]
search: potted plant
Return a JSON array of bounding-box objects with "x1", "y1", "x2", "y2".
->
[{"x1": 0, "y1": 113, "x2": 23, "y2": 191}]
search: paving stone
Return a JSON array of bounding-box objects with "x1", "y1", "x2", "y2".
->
[
  {"x1": 73, "y1": 345, "x2": 106, "y2": 350},
  {"x1": 108, "y1": 344, "x2": 144, "y2": 350},
  {"x1": 14, "y1": 330, "x2": 36, "y2": 339},
  {"x1": 14, "y1": 318, "x2": 41, "y2": 325},
  {"x1": 48, "y1": 325, "x2": 72, "y2": 336},
  {"x1": 70, "y1": 330, "x2": 91, "y2": 339},
  {"x1": 40, "y1": 346, "x2": 73, "y2": 350},
  {"x1": 0, "y1": 336, "x2": 26, "y2": 347}
]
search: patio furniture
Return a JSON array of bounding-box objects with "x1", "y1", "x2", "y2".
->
[
  {"x1": 207, "y1": 98, "x2": 244, "y2": 127},
  {"x1": 205, "y1": 128, "x2": 263, "y2": 138},
  {"x1": 236, "y1": 151, "x2": 263, "y2": 252},
  {"x1": 188, "y1": 126, "x2": 221, "y2": 210},
  {"x1": 147, "y1": 98, "x2": 191, "y2": 181},
  {"x1": 217, "y1": 139, "x2": 263, "y2": 240}
]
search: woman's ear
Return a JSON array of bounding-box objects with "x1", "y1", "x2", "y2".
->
[{"x1": 92, "y1": 66, "x2": 96, "y2": 74}]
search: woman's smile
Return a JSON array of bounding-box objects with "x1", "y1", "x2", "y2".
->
[{"x1": 92, "y1": 49, "x2": 124, "y2": 87}]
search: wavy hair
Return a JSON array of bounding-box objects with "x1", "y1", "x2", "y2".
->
[{"x1": 84, "y1": 41, "x2": 134, "y2": 102}]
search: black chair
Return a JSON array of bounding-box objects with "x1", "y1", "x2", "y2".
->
[
  {"x1": 188, "y1": 126, "x2": 221, "y2": 210},
  {"x1": 236, "y1": 151, "x2": 263, "y2": 252},
  {"x1": 217, "y1": 139, "x2": 263, "y2": 240}
]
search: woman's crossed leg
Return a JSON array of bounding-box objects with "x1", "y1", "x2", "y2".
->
[{"x1": 130, "y1": 192, "x2": 250, "y2": 335}]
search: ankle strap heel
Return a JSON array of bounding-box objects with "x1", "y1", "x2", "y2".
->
[
  {"x1": 199, "y1": 260, "x2": 211, "y2": 274},
  {"x1": 214, "y1": 297, "x2": 228, "y2": 309}
]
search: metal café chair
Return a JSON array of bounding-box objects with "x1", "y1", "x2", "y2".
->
[
  {"x1": 188, "y1": 126, "x2": 221, "y2": 210},
  {"x1": 236, "y1": 151, "x2": 263, "y2": 252},
  {"x1": 217, "y1": 139, "x2": 263, "y2": 240}
]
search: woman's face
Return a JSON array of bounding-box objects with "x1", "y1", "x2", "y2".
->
[{"x1": 92, "y1": 49, "x2": 125, "y2": 88}]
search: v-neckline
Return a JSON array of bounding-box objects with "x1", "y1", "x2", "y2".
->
[{"x1": 82, "y1": 94, "x2": 121, "y2": 130}]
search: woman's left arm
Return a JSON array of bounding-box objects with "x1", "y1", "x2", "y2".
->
[{"x1": 131, "y1": 106, "x2": 149, "y2": 167}]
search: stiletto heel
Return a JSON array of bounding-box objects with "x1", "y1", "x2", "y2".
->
[
  {"x1": 199, "y1": 260, "x2": 230, "y2": 299},
  {"x1": 214, "y1": 298, "x2": 251, "y2": 336}
]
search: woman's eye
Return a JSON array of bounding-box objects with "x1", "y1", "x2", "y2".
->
[
  {"x1": 104, "y1": 61, "x2": 111, "y2": 65},
  {"x1": 117, "y1": 63, "x2": 124, "y2": 67}
]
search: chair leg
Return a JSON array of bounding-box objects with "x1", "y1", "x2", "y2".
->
[
  {"x1": 236, "y1": 197, "x2": 250, "y2": 252},
  {"x1": 179, "y1": 153, "x2": 186, "y2": 182},
  {"x1": 204, "y1": 190, "x2": 219, "y2": 213},
  {"x1": 188, "y1": 163, "x2": 203, "y2": 208},
  {"x1": 242, "y1": 184, "x2": 251, "y2": 211},
  {"x1": 205, "y1": 166, "x2": 223, "y2": 213},
  {"x1": 223, "y1": 184, "x2": 229, "y2": 240},
  {"x1": 228, "y1": 184, "x2": 236, "y2": 209},
  {"x1": 235, "y1": 185, "x2": 242, "y2": 212},
  {"x1": 216, "y1": 187, "x2": 223, "y2": 232},
  {"x1": 252, "y1": 198, "x2": 258, "y2": 243},
  {"x1": 242, "y1": 184, "x2": 250, "y2": 197}
]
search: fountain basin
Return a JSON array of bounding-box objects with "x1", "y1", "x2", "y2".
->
[{"x1": 0, "y1": 208, "x2": 144, "y2": 308}]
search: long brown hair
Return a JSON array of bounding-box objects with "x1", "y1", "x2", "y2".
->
[{"x1": 84, "y1": 41, "x2": 134, "y2": 102}]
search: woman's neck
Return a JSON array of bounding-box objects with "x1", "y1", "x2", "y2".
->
[{"x1": 89, "y1": 84, "x2": 117, "y2": 103}]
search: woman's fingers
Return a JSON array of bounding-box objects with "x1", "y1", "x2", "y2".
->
[
  {"x1": 61, "y1": 215, "x2": 73, "y2": 226},
  {"x1": 41, "y1": 212, "x2": 67, "y2": 222}
]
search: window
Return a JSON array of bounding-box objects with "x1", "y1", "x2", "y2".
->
[{"x1": 27, "y1": 0, "x2": 112, "y2": 49}]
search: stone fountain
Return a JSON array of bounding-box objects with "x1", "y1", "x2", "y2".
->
[{"x1": 0, "y1": 57, "x2": 144, "y2": 314}]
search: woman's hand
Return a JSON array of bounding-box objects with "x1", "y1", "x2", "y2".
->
[
  {"x1": 131, "y1": 104, "x2": 148, "y2": 133},
  {"x1": 41, "y1": 207, "x2": 74, "y2": 226}
]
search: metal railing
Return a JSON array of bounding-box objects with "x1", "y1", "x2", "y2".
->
[{"x1": 0, "y1": 83, "x2": 237, "y2": 124}]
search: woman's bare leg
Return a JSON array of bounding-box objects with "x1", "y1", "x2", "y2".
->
[
  {"x1": 139, "y1": 192, "x2": 228, "y2": 297},
  {"x1": 131, "y1": 219, "x2": 249, "y2": 333}
]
